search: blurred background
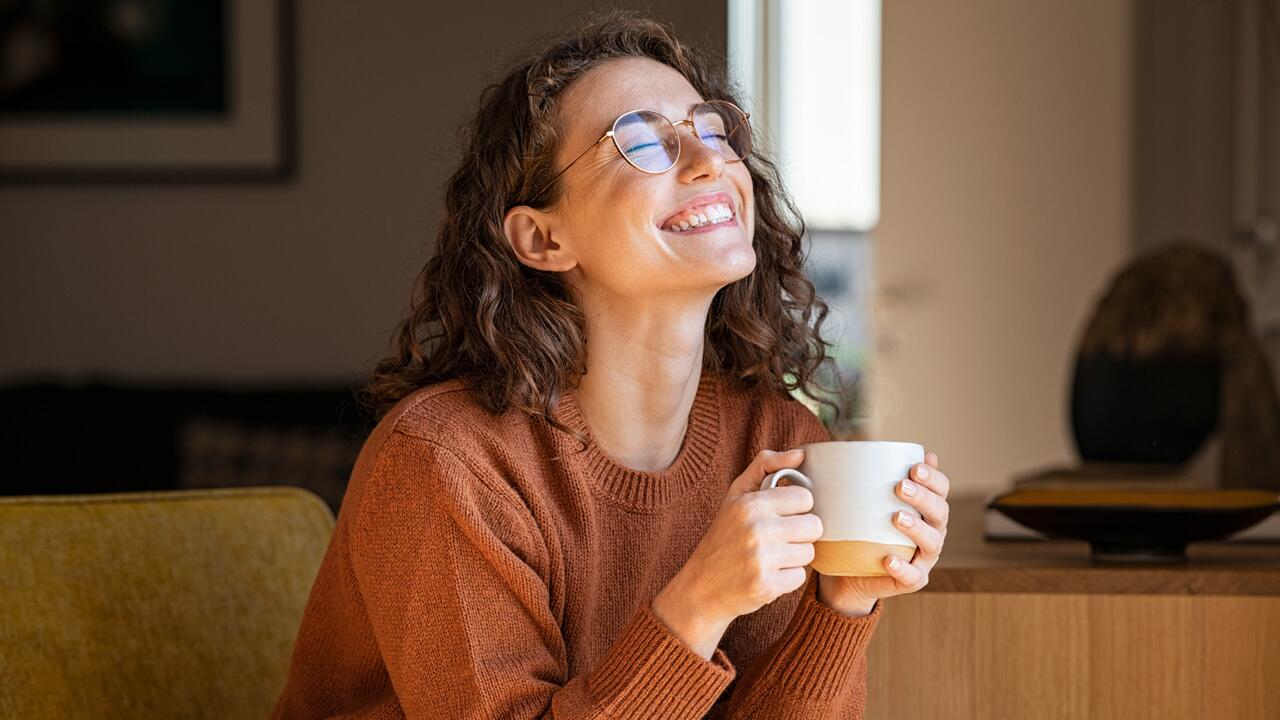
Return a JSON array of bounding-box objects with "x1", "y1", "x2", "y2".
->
[{"x1": 2, "y1": 0, "x2": 1278, "y2": 513}]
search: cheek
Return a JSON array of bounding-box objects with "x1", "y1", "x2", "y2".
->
[{"x1": 563, "y1": 200, "x2": 659, "y2": 272}]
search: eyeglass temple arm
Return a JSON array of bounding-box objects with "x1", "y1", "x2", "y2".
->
[{"x1": 527, "y1": 132, "x2": 612, "y2": 203}]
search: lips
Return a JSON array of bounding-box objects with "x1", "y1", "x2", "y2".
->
[{"x1": 657, "y1": 191, "x2": 737, "y2": 230}]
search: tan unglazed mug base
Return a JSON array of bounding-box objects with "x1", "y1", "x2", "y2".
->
[{"x1": 812, "y1": 539, "x2": 917, "y2": 577}]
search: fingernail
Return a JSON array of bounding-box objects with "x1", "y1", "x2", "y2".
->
[
  {"x1": 888, "y1": 556, "x2": 901, "y2": 569},
  {"x1": 896, "y1": 510, "x2": 915, "y2": 527},
  {"x1": 917, "y1": 465, "x2": 930, "y2": 480},
  {"x1": 901, "y1": 479, "x2": 917, "y2": 496}
]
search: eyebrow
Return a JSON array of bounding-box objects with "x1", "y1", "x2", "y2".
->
[{"x1": 597, "y1": 101, "x2": 706, "y2": 130}]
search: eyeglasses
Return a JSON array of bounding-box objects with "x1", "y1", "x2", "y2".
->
[{"x1": 527, "y1": 100, "x2": 752, "y2": 203}]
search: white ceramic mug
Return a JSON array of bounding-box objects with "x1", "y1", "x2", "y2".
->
[{"x1": 760, "y1": 440, "x2": 924, "y2": 576}]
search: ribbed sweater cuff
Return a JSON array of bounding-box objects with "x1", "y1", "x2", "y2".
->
[
  {"x1": 739, "y1": 576, "x2": 883, "y2": 707},
  {"x1": 586, "y1": 603, "x2": 736, "y2": 719}
]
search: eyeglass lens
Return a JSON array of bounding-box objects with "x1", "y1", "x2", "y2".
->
[{"x1": 613, "y1": 102, "x2": 752, "y2": 173}]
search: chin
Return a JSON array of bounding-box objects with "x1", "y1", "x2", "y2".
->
[{"x1": 708, "y1": 245, "x2": 758, "y2": 287}]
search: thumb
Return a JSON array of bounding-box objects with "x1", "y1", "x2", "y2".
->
[{"x1": 725, "y1": 448, "x2": 806, "y2": 502}]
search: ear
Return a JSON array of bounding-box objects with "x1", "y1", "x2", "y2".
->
[{"x1": 503, "y1": 205, "x2": 577, "y2": 273}]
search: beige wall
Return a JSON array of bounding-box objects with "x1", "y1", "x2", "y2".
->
[
  {"x1": 0, "y1": 1, "x2": 726, "y2": 383},
  {"x1": 3, "y1": 1, "x2": 1146, "y2": 499},
  {"x1": 871, "y1": 0, "x2": 1135, "y2": 496},
  {"x1": 1131, "y1": 0, "x2": 1236, "y2": 255}
]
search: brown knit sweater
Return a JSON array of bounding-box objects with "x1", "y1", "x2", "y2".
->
[{"x1": 270, "y1": 371, "x2": 884, "y2": 719}]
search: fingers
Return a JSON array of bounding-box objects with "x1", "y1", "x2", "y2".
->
[
  {"x1": 925, "y1": 451, "x2": 939, "y2": 469},
  {"x1": 893, "y1": 508, "x2": 945, "y2": 556},
  {"x1": 756, "y1": 484, "x2": 816, "y2": 517},
  {"x1": 775, "y1": 512, "x2": 824, "y2": 543},
  {"x1": 778, "y1": 541, "x2": 817, "y2": 569},
  {"x1": 743, "y1": 448, "x2": 816, "y2": 516},
  {"x1": 750, "y1": 448, "x2": 806, "y2": 483},
  {"x1": 884, "y1": 552, "x2": 930, "y2": 590},
  {"x1": 729, "y1": 448, "x2": 806, "y2": 499},
  {"x1": 763, "y1": 448, "x2": 805, "y2": 471},
  {"x1": 909, "y1": 461, "x2": 951, "y2": 501},
  {"x1": 897, "y1": 477, "x2": 950, "y2": 530}
]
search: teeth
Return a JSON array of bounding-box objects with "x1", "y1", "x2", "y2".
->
[{"x1": 665, "y1": 203, "x2": 734, "y2": 232}]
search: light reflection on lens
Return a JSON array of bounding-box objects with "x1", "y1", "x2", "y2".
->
[{"x1": 612, "y1": 102, "x2": 752, "y2": 172}]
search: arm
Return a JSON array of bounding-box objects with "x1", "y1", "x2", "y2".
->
[
  {"x1": 718, "y1": 400, "x2": 885, "y2": 719},
  {"x1": 350, "y1": 430, "x2": 737, "y2": 719},
  {"x1": 719, "y1": 569, "x2": 883, "y2": 719}
]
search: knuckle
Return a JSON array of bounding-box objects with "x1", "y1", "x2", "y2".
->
[
  {"x1": 934, "y1": 523, "x2": 947, "y2": 546},
  {"x1": 802, "y1": 542, "x2": 816, "y2": 564},
  {"x1": 777, "y1": 485, "x2": 811, "y2": 510},
  {"x1": 784, "y1": 567, "x2": 807, "y2": 592},
  {"x1": 796, "y1": 486, "x2": 814, "y2": 509},
  {"x1": 809, "y1": 513, "x2": 824, "y2": 538},
  {"x1": 925, "y1": 537, "x2": 942, "y2": 555}
]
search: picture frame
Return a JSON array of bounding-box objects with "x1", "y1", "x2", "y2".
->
[{"x1": 0, "y1": 0, "x2": 295, "y2": 183}]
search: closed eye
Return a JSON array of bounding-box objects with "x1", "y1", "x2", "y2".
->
[{"x1": 624, "y1": 142, "x2": 663, "y2": 153}]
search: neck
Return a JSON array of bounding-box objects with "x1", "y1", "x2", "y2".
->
[{"x1": 572, "y1": 290, "x2": 714, "y2": 473}]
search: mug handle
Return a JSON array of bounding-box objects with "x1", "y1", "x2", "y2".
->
[{"x1": 760, "y1": 468, "x2": 813, "y2": 492}]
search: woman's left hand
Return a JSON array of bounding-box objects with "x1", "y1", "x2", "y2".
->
[{"x1": 816, "y1": 451, "x2": 950, "y2": 614}]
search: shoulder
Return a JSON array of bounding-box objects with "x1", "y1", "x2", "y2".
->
[
  {"x1": 351, "y1": 377, "x2": 539, "y2": 498},
  {"x1": 351, "y1": 379, "x2": 543, "y2": 538},
  {"x1": 376, "y1": 376, "x2": 518, "y2": 445},
  {"x1": 720, "y1": 374, "x2": 833, "y2": 446}
]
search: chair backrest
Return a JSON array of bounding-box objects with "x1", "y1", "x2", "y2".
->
[{"x1": 0, "y1": 486, "x2": 335, "y2": 720}]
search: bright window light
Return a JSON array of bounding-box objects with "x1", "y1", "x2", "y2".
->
[{"x1": 729, "y1": 0, "x2": 881, "y2": 231}]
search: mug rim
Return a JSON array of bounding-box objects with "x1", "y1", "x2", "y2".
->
[{"x1": 799, "y1": 440, "x2": 923, "y2": 450}]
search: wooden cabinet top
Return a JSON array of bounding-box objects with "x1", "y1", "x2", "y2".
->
[{"x1": 926, "y1": 495, "x2": 1280, "y2": 596}]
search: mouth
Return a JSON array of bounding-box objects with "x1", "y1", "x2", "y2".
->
[{"x1": 657, "y1": 197, "x2": 740, "y2": 235}]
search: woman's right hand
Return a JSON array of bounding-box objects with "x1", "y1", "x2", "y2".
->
[{"x1": 654, "y1": 449, "x2": 823, "y2": 638}]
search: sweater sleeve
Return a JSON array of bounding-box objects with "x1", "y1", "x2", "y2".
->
[
  {"x1": 349, "y1": 429, "x2": 737, "y2": 720},
  {"x1": 719, "y1": 569, "x2": 883, "y2": 718},
  {"x1": 716, "y1": 398, "x2": 884, "y2": 719}
]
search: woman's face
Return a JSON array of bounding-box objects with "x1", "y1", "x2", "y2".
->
[{"x1": 507, "y1": 56, "x2": 757, "y2": 300}]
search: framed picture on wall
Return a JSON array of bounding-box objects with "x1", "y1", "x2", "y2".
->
[{"x1": 0, "y1": 0, "x2": 294, "y2": 182}]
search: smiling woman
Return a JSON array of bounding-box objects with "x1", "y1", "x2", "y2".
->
[
  {"x1": 267, "y1": 9, "x2": 910, "y2": 720},
  {"x1": 361, "y1": 14, "x2": 839, "y2": 439}
]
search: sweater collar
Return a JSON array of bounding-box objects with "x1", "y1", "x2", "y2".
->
[{"x1": 552, "y1": 371, "x2": 722, "y2": 512}]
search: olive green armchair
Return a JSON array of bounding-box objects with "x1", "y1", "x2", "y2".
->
[{"x1": 0, "y1": 486, "x2": 334, "y2": 719}]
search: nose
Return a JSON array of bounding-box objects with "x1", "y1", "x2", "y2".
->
[{"x1": 673, "y1": 121, "x2": 726, "y2": 183}]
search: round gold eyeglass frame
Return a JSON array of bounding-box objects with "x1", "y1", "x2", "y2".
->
[{"x1": 525, "y1": 100, "x2": 752, "y2": 204}]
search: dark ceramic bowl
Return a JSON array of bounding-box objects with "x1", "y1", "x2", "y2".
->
[{"x1": 988, "y1": 488, "x2": 1280, "y2": 563}]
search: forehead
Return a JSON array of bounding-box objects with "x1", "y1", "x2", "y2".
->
[{"x1": 558, "y1": 57, "x2": 704, "y2": 139}]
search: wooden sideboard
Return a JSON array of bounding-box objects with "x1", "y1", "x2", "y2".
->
[{"x1": 863, "y1": 494, "x2": 1280, "y2": 720}]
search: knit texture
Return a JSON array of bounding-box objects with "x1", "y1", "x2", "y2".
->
[{"x1": 270, "y1": 371, "x2": 884, "y2": 719}]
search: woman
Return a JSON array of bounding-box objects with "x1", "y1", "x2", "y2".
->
[{"x1": 272, "y1": 10, "x2": 950, "y2": 719}]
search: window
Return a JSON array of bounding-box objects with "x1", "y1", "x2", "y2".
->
[{"x1": 729, "y1": 0, "x2": 882, "y2": 434}]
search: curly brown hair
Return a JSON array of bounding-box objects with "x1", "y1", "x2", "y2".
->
[{"x1": 361, "y1": 8, "x2": 845, "y2": 449}]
